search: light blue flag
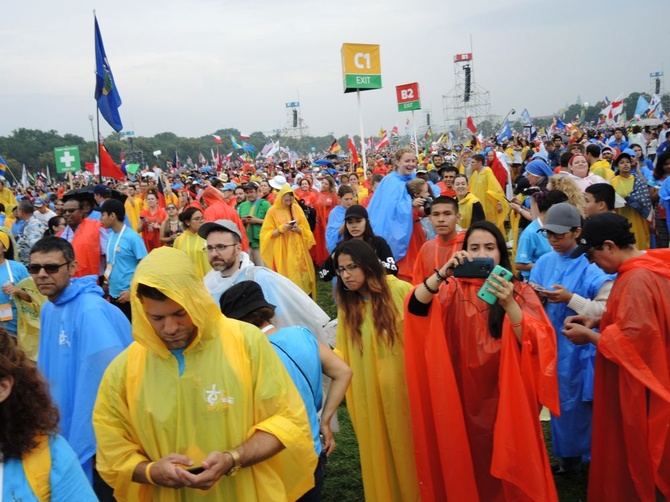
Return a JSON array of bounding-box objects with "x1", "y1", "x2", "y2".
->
[
  {"x1": 520, "y1": 108, "x2": 533, "y2": 126},
  {"x1": 634, "y1": 95, "x2": 650, "y2": 117}
]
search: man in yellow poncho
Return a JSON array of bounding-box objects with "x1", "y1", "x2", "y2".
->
[
  {"x1": 0, "y1": 177, "x2": 17, "y2": 226},
  {"x1": 92, "y1": 246, "x2": 316, "y2": 502}
]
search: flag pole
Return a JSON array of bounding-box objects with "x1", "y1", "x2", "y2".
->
[
  {"x1": 94, "y1": 11, "x2": 101, "y2": 184},
  {"x1": 356, "y1": 90, "x2": 368, "y2": 171},
  {"x1": 411, "y1": 110, "x2": 418, "y2": 157}
]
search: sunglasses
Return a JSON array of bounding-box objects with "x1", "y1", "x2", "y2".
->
[{"x1": 28, "y1": 262, "x2": 70, "y2": 275}]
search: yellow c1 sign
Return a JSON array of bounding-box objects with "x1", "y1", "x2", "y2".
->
[{"x1": 341, "y1": 43, "x2": 382, "y2": 93}]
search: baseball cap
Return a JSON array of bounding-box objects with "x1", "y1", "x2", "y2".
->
[
  {"x1": 223, "y1": 182, "x2": 238, "y2": 191},
  {"x1": 219, "y1": 281, "x2": 276, "y2": 320},
  {"x1": 197, "y1": 219, "x2": 242, "y2": 240},
  {"x1": 33, "y1": 198, "x2": 46, "y2": 207},
  {"x1": 416, "y1": 168, "x2": 428, "y2": 174},
  {"x1": 100, "y1": 198, "x2": 125, "y2": 220},
  {"x1": 242, "y1": 182, "x2": 259, "y2": 191},
  {"x1": 344, "y1": 205, "x2": 368, "y2": 220},
  {"x1": 570, "y1": 213, "x2": 635, "y2": 258},
  {"x1": 539, "y1": 203, "x2": 581, "y2": 234},
  {"x1": 93, "y1": 184, "x2": 111, "y2": 196}
]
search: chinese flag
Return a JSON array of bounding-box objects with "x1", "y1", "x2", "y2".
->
[
  {"x1": 99, "y1": 143, "x2": 126, "y2": 181},
  {"x1": 466, "y1": 116, "x2": 477, "y2": 134}
]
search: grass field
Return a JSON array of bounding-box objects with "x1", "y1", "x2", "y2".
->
[{"x1": 315, "y1": 279, "x2": 588, "y2": 502}]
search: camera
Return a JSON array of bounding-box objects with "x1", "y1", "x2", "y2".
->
[{"x1": 422, "y1": 196, "x2": 433, "y2": 215}]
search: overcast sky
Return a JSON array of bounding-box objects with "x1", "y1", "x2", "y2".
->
[{"x1": 2, "y1": 0, "x2": 668, "y2": 141}]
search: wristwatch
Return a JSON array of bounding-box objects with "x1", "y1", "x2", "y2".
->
[{"x1": 223, "y1": 449, "x2": 242, "y2": 476}]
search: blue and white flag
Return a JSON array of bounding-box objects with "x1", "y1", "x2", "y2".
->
[{"x1": 497, "y1": 119, "x2": 512, "y2": 143}]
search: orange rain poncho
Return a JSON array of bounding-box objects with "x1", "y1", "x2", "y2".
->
[
  {"x1": 93, "y1": 247, "x2": 316, "y2": 502},
  {"x1": 259, "y1": 184, "x2": 316, "y2": 299}
]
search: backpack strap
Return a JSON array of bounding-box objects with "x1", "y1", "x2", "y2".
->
[{"x1": 23, "y1": 435, "x2": 52, "y2": 502}]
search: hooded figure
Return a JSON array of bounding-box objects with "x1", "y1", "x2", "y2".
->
[
  {"x1": 93, "y1": 247, "x2": 316, "y2": 502},
  {"x1": 199, "y1": 186, "x2": 249, "y2": 250},
  {"x1": 259, "y1": 184, "x2": 316, "y2": 299}
]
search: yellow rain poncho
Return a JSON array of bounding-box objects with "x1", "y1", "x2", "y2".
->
[
  {"x1": 172, "y1": 230, "x2": 211, "y2": 280},
  {"x1": 93, "y1": 247, "x2": 316, "y2": 502},
  {"x1": 468, "y1": 166, "x2": 510, "y2": 235},
  {"x1": 335, "y1": 275, "x2": 420, "y2": 502},
  {"x1": 259, "y1": 184, "x2": 316, "y2": 298}
]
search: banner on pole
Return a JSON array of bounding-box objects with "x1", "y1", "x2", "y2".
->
[
  {"x1": 54, "y1": 146, "x2": 81, "y2": 174},
  {"x1": 396, "y1": 82, "x2": 421, "y2": 112},
  {"x1": 341, "y1": 43, "x2": 382, "y2": 93}
]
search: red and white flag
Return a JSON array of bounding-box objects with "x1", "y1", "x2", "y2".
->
[
  {"x1": 347, "y1": 137, "x2": 360, "y2": 165},
  {"x1": 239, "y1": 132, "x2": 250, "y2": 140},
  {"x1": 375, "y1": 132, "x2": 390, "y2": 151},
  {"x1": 212, "y1": 134, "x2": 222, "y2": 143},
  {"x1": 466, "y1": 116, "x2": 477, "y2": 134}
]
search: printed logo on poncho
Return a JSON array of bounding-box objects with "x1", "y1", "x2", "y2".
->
[{"x1": 204, "y1": 384, "x2": 235, "y2": 410}]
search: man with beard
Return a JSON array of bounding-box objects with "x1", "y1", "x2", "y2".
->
[{"x1": 199, "y1": 220, "x2": 330, "y2": 344}]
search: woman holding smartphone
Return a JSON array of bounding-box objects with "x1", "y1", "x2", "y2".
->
[
  {"x1": 260, "y1": 184, "x2": 316, "y2": 299},
  {"x1": 404, "y1": 221, "x2": 559, "y2": 501}
]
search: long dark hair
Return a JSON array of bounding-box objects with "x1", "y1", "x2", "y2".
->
[
  {"x1": 0, "y1": 329, "x2": 60, "y2": 458},
  {"x1": 334, "y1": 240, "x2": 400, "y2": 351},
  {"x1": 463, "y1": 221, "x2": 515, "y2": 339},
  {"x1": 343, "y1": 215, "x2": 376, "y2": 242},
  {"x1": 653, "y1": 151, "x2": 670, "y2": 181}
]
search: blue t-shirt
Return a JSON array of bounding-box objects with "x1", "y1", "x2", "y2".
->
[
  {"x1": 269, "y1": 326, "x2": 323, "y2": 455},
  {"x1": 106, "y1": 226, "x2": 148, "y2": 298},
  {"x1": 515, "y1": 219, "x2": 551, "y2": 280},
  {"x1": 2, "y1": 435, "x2": 97, "y2": 502},
  {"x1": 0, "y1": 259, "x2": 30, "y2": 334}
]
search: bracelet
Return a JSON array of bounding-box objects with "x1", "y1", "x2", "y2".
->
[
  {"x1": 423, "y1": 277, "x2": 439, "y2": 294},
  {"x1": 145, "y1": 462, "x2": 157, "y2": 485},
  {"x1": 434, "y1": 268, "x2": 447, "y2": 282},
  {"x1": 510, "y1": 319, "x2": 523, "y2": 328}
]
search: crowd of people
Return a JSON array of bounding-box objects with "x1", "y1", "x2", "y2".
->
[{"x1": 2, "y1": 121, "x2": 670, "y2": 501}]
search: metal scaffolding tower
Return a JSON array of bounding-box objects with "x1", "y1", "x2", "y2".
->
[
  {"x1": 281, "y1": 101, "x2": 310, "y2": 138},
  {"x1": 442, "y1": 52, "x2": 491, "y2": 137}
]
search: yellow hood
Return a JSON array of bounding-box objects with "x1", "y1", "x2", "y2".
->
[{"x1": 130, "y1": 246, "x2": 223, "y2": 357}]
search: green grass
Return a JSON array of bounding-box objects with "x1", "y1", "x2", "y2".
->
[{"x1": 315, "y1": 279, "x2": 588, "y2": 502}]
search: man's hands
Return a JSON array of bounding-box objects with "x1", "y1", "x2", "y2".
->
[
  {"x1": 142, "y1": 451, "x2": 233, "y2": 491},
  {"x1": 563, "y1": 315, "x2": 601, "y2": 346}
]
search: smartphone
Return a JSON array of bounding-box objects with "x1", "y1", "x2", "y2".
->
[
  {"x1": 288, "y1": 219, "x2": 297, "y2": 226},
  {"x1": 186, "y1": 466, "x2": 205, "y2": 474},
  {"x1": 477, "y1": 265, "x2": 514, "y2": 305},
  {"x1": 453, "y1": 257, "x2": 494, "y2": 278}
]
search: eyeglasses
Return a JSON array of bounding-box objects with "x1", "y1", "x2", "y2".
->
[
  {"x1": 336, "y1": 264, "x2": 360, "y2": 276},
  {"x1": 63, "y1": 208, "x2": 80, "y2": 214},
  {"x1": 28, "y1": 262, "x2": 70, "y2": 275},
  {"x1": 541, "y1": 229, "x2": 570, "y2": 240},
  {"x1": 203, "y1": 243, "x2": 237, "y2": 253},
  {"x1": 167, "y1": 206, "x2": 177, "y2": 210}
]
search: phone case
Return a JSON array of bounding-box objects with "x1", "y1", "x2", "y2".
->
[
  {"x1": 453, "y1": 257, "x2": 494, "y2": 278},
  {"x1": 477, "y1": 265, "x2": 514, "y2": 305}
]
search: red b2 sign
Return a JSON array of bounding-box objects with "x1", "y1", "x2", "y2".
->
[
  {"x1": 395, "y1": 82, "x2": 421, "y2": 112},
  {"x1": 396, "y1": 82, "x2": 420, "y2": 103}
]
